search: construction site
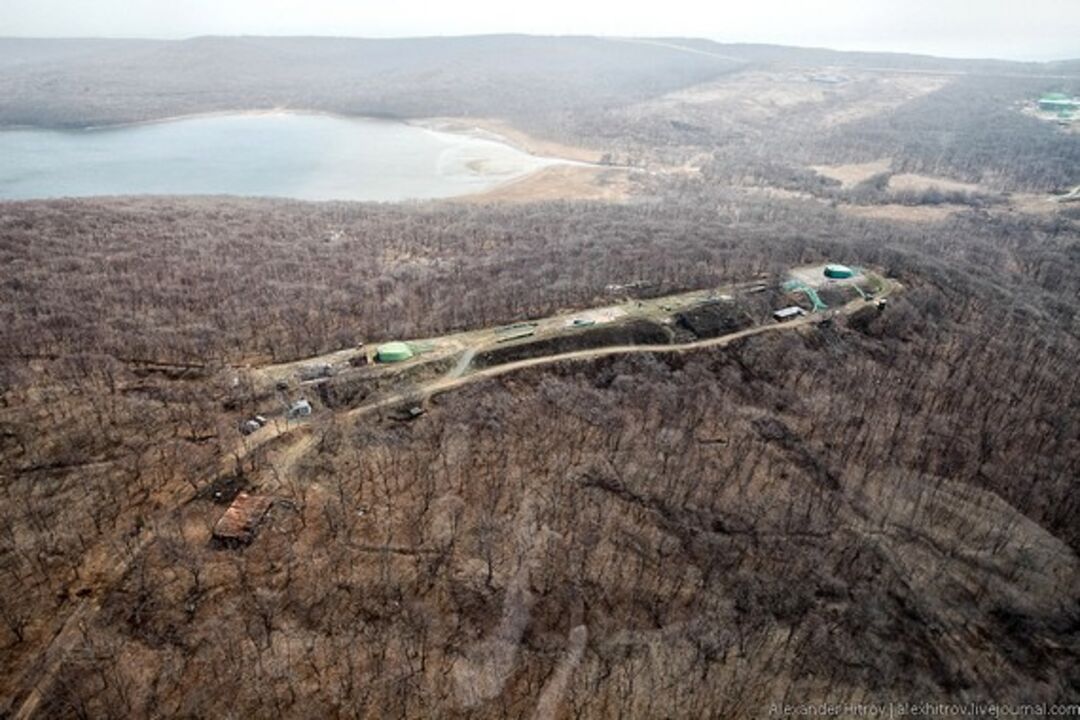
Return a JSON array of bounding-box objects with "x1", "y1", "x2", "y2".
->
[{"x1": 215, "y1": 263, "x2": 894, "y2": 545}]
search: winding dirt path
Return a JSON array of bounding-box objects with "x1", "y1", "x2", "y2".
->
[{"x1": 343, "y1": 297, "x2": 882, "y2": 421}]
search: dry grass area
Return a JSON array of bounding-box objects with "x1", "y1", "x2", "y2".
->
[
  {"x1": 841, "y1": 198, "x2": 1069, "y2": 222},
  {"x1": 887, "y1": 173, "x2": 982, "y2": 194},
  {"x1": 1004, "y1": 193, "x2": 1068, "y2": 214},
  {"x1": 744, "y1": 166, "x2": 1066, "y2": 222},
  {"x1": 646, "y1": 68, "x2": 950, "y2": 129},
  {"x1": 462, "y1": 165, "x2": 635, "y2": 203},
  {"x1": 656, "y1": 70, "x2": 832, "y2": 115},
  {"x1": 810, "y1": 158, "x2": 893, "y2": 187},
  {"x1": 840, "y1": 203, "x2": 963, "y2": 222},
  {"x1": 818, "y1": 73, "x2": 950, "y2": 126}
]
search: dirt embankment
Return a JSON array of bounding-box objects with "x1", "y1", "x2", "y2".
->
[
  {"x1": 462, "y1": 165, "x2": 635, "y2": 204},
  {"x1": 315, "y1": 356, "x2": 455, "y2": 410},
  {"x1": 675, "y1": 301, "x2": 754, "y2": 339},
  {"x1": 474, "y1": 320, "x2": 674, "y2": 368}
]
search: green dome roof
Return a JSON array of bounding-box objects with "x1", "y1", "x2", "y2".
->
[
  {"x1": 376, "y1": 342, "x2": 414, "y2": 362},
  {"x1": 824, "y1": 264, "x2": 855, "y2": 279}
]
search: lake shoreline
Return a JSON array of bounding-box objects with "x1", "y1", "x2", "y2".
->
[
  {"x1": 0, "y1": 110, "x2": 622, "y2": 203},
  {"x1": 1, "y1": 110, "x2": 604, "y2": 164},
  {"x1": 0, "y1": 109, "x2": 405, "y2": 134},
  {"x1": 0, "y1": 112, "x2": 569, "y2": 202}
]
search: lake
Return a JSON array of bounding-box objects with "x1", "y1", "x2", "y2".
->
[{"x1": 0, "y1": 113, "x2": 565, "y2": 201}]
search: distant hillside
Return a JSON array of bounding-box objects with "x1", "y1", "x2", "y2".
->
[
  {"x1": 0, "y1": 35, "x2": 746, "y2": 127},
  {"x1": 664, "y1": 39, "x2": 1079, "y2": 75},
  {"x1": 2, "y1": 35, "x2": 1078, "y2": 193},
  {"x1": 1, "y1": 35, "x2": 1075, "y2": 130},
  {"x1": 0, "y1": 38, "x2": 164, "y2": 68}
]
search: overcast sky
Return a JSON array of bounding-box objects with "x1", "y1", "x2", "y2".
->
[{"x1": 2, "y1": 0, "x2": 1078, "y2": 61}]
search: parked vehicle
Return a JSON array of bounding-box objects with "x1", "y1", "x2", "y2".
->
[
  {"x1": 287, "y1": 399, "x2": 312, "y2": 419},
  {"x1": 240, "y1": 415, "x2": 269, "y2": 435}
]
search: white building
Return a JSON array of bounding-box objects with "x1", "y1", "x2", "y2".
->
[{"x1": 773, "y1": 306, "x2": 806, "y2": 321}]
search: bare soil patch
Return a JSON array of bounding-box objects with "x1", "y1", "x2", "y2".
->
[
  {"x1": 660, "y1": 70, "x2": 830, "y2": 111},
  {"x1": 819, "y1": 74, "x2": 950, "y2": 126},
  {"x1": 810, "y1": 159, "x2": 892, "y2": 187},
  {"x1": 648, "y1": 68, "x2": 949, "y2": 131},
  {"x1": 462, "y1": 165, "x2": 634, "y2": 203}
]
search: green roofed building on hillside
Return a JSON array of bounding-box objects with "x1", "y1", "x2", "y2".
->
[
  {"x1": 376, "y1": 342, "x2": 414, "y2": 363},
  {"x1": 824, "y1": 264, "x2": 855, "y2": 279},
  {"x1": 1039, "y1": 93, "x2": 1080, "y2": 112}
]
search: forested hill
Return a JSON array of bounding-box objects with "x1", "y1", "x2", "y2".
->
[
  {"x1": 0, "y1": 35, "x2": 745, "y2": 127},
  {"x1": 1, "y1": 35, "x2": 1076, "y2": 129}
]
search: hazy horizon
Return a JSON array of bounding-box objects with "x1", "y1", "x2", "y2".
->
[
  {"x1": 2, "y1": 0, "x2": 1078, "y2": 62},
  {"x1": 1, "y1": 33, "x2": 1079, "y2": 65}
]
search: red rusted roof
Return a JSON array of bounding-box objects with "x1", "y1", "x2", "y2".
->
[{"x1": 213, "y1": 493, "x2": 274, "y2": 544}]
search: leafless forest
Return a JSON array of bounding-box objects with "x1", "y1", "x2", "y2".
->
[{"x1": 1, "y1": 35, "x2": 1079, "y2": 719}]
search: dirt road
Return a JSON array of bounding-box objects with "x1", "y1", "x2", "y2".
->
[{"x1": 343, "y1": 307, "x2": 845, "y2": 421}]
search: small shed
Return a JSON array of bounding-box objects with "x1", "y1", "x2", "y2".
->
[
  {"x1": 773, "y1": 306, "x2": 806, "y2": 321},
  {"x1": 212, "y1": 493, "x2": 275, "y2": 547}
]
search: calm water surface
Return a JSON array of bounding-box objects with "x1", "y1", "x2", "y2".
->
[{"x1": 0, "y1": 113, "x2": 563, "y2": 201}]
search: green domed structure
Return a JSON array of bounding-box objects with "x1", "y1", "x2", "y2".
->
[
  {"x1": 824, "y1": 264, "x2": 855, "y2": 279},
  {"x1": 377, "y1": 342, "x2": 414, "y2": 363}
]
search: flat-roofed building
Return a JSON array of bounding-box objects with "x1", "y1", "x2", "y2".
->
[
  {"x1": 773, "y1": 306, "x2": 806, "y2": 321},
  {"x1": 212, "y1": 493, "x2": 275, "y2": 547}
]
